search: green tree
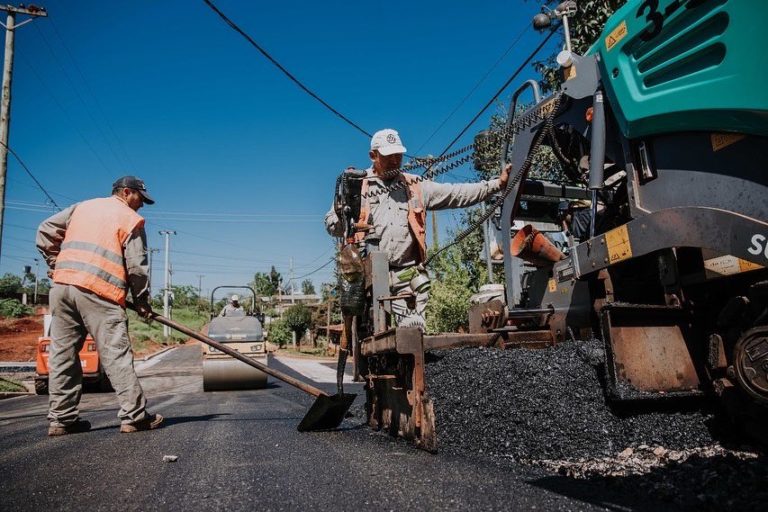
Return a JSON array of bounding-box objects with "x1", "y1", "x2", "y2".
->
[
  {"x1": 170, "y1": 285, "x2": 200, "y2": 307},
  {"x1": 426, "y1": 246, "x2": 474, "y2": 334},
  {"x1": 0, "y1": 273, "x2": 22, "y2": 298},
  {"x1": 267, "y1": 319, "x2": 292, "y2": 348},
  {"x1": 531, "y1": 0, "x2": 627, "y2": 91},
  {"x1": 301, "y1": 279, "x2": 315, "y2": 295},
  {"x1": 36, "y1": 278, "x2": 51, "y2": 295},
  {"x1": 250, "y1": 266, "x2": 283, "y2": 297},
  {"x1": 283, "y1": 303, "x2": 312, "y2": 343}
]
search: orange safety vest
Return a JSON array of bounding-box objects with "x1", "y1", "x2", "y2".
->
[
  {"x1": 53, "y1": 196, "x2": 144, "y2": 306},
  {"x1": 355, "y1": 173, "x2": 427, "y2": 264}
]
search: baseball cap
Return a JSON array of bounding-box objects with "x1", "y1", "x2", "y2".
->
[
  {"x1": 112, "y1": 175, "x2": 155, "y2": 205},
  {"x1": 370, "y1": 129, "x2": 407, "y2": 156},
  {"x1": 231, "y1": 294, "x2": 240, "y2": 301}
]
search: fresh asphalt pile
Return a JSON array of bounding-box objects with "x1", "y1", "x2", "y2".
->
[{"x1": 424, "y1": 341, "x2": 721, "y2": 461}]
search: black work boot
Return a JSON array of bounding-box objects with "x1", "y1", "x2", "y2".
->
[{"x1": 48, "y1": 419, "x2": 92, "y2": 437}]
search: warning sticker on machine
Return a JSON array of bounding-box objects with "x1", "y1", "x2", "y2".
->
[
  {"x1": 711, "y1": 133, "x2": 746, "y2": 152},
  {"x1": 605, "y1": 225, "x2": 632, "y2": 264},
  {"x1": 605, "y1": 21, "x2": 627, "y2": 52},
  {"x1": 548, "y1": 278, "x2": 557, "y2": 293},
  {"x1": 704, "y1": 255, "x2": 763, "y2": 276}
]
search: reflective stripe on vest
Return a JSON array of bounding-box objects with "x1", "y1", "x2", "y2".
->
[
  {"x1": 53, "y1": 196, "x2": 144, "y2": 306},
  {"x1": 356, "y1": 173, "x2": 427, "y2": 263}
]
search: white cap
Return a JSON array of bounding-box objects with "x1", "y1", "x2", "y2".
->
[
  {"x1": 231, "y1": 294, "x2": 240, "y2": 301},
  {"x1": 370, "y1": 129, "x2": 407, "y2": 156}
]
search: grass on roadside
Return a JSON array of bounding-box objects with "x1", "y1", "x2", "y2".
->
[
  {"x1": 0, "y1": 376, "x2": 26, "y2": 392},
  {"x1": 128, "y1": 306, "x2": 209, "y2": 346}
]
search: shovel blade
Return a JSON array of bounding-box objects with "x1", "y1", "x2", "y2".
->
[{"x1": 297, "y1": 393, "x2": 356, "y2": 432}]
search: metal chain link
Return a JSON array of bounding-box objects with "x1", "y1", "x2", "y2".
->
[{"x1": 361, "y1": 92, "x2": 563, "y2": 199}]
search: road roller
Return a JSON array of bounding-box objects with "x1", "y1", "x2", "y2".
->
[{"x1": 202, "y1": 286, "x2": 268, "y2": 391}]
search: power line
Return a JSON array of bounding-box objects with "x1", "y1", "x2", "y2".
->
[
  {"x1": 202, "y1": 0, "x2": 372, "y2": 138},
  {"x1": 413, "y1": 22, "x2": 530, "y2": 155},
  {"x1": 0, "y1": 141, "x2": 61, "y2": 210},
  {"x1": 290, "y1": 258, "x2": 334, "y2": 281},
  {"x1": 47, "y1": 17, "x2": 137, "y2": 170},
  {"x1": 19, "y1": 55, "x2": 113, "y2": 175},
  {"x1": 437, "y1": 28, "x2": 557, "y2": 158},
  {"x1": 33, "y1": 22, "x2": 128, "y2": 170}
]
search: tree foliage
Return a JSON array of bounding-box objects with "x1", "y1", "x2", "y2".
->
[
  {"x1": 267, "y1": 319, "x2": 292, "y2": 348},
  {"x1": 0, "y1": 273, "x2": 22, "y2": 298},
  {"x1": 532, "y1": 0, "x2": 627, "y2": 91},
  {"x1": 301, "y1": 279, "x2": 316, "y2": 295},
  {"x1": 425, "y1": 246, "x2": 475, "y2": 334},
  {"x1": 251, "y1": 266, "x2": 282, "y2": 297},
  {"x1": 0, "y1": 298, "x2": 32, "y2": 318},
  {"x1": 283, "y1": 303, "x2": 312, "y2": 339}
]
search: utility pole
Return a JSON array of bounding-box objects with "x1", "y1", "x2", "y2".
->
[
  {"x1": 147, "y1": 248, "x2": 159, "y2": 293},
  {"x1": 0, "y1": 5, "x2": 46, "y2": 263},
  {"x1": 197, "y1": 274, "x2": 204, "y2": 313},
  {"x1": 159, "y1": 230, "x2": 176, "y2": 339},
  {"x1": 289, "y1": 257, "x2": 295, "y2": 304},
  {"x1": 33, "y1": 257, "x2": 39, "y2": 303}
]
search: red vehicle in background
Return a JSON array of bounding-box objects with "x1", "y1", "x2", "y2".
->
[{"x1": 34, "y1": 314, "x2": 112, "y2": 395}]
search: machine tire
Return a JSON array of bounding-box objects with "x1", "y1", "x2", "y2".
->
[
  {"x1": 34, "y1": 377, "x2": 48, "y2": 395},
  {"x1": 97, "y1": 368, "x2": 114, "y2": 393}
]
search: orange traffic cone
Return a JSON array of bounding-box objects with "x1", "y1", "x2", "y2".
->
[{"x1": 510, "y1": 225, "x2": 566, "y2": 266}]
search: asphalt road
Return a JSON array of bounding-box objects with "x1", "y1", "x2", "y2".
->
[{"x1": 0, "y1": 345, "x2": 658, "y2": 511}]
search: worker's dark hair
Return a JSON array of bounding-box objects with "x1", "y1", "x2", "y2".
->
[{"x1": 112, "y1": 186, "x2": 127, "y2": 196}]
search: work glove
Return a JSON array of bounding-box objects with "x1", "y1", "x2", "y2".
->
[{"x1": 135, "y1": 296, "x2": 154, "y2": 319}]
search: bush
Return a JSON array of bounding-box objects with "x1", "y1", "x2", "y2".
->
[
  {"x1": 0, "y1": 298, "x2": 32, "y2": 318},
  {"x1": 267, "y1": 319, "x2": 292, "y2": 348}
]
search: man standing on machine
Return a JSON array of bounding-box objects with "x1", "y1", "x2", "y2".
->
[{"x1": 324, "y1": 128, "x2": 510, "y2": 330}]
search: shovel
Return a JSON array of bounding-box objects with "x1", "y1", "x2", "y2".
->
[{"x1": 128, "y1": 304, "x2": 356, "y2": 431}]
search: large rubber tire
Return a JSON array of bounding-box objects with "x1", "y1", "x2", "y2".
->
[
  {"x1": 97, "y1": 368, "x2": 114, "y2": 393},
  {"x1": 34, "y1": 377, "x2": 48, "y2": 395}
]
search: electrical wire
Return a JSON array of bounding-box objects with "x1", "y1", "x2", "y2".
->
[
  {"x1": 436, "y1": 28, "x2": 556, "y2": 159},
  {"x1": 47, "y1": 17, "x2": 137, "y2": 170},
  {"x1": 19, "y1": 55, "x2": 113, "y2": 176},
  {"x1": 413, "y1": 22, "x2": 530, "y2": 155},
  {"x1": 0, "y1": 141, "x2": 61, "y2": 210},
  {"x1": 33, "y1": 22, "x2": 128, "y2": 170},
  {"x1": 202, "y1": 0, "x2": 372, "y2": 138},
  {"x1": 288, "y1": 258, "x2": 334, "y2": 281}
]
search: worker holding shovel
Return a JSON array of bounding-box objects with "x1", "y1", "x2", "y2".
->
[{"x1": 37, "y1": 176, "x2": 163, "y2": 436}]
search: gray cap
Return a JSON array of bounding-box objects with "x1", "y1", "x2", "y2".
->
[{"x1": 112, "y1": 175, "x2": 155, "y2": 205}]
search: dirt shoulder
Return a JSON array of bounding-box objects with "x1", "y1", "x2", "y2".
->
[
  {"x1": 0, "y1": 316, "x2": 43, "y2": 361},
  {"x1": 0, "y1": 314, "x2": 179, "y2": 361}
]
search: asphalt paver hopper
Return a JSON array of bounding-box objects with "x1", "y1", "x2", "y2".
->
[{"x1": 128, "y1": 304, "x2": 355, "y2": 432}]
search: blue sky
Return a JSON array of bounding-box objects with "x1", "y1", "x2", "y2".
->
[{"x1": 0, "y1": 0, "x2": 559, "y2": 299}]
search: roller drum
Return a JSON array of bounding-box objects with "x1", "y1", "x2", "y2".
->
[{"x1": 202, "y1": 357, "x2": 269, "y2": 391}]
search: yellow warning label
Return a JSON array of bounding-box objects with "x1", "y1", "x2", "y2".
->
[
  {"x1": 704, "y1": 255, "x2": 763, "y2": 276},
  {"x1": 548, "y1": 278, "x2": 557, "y2": 293},
  {"x1": 605, "y1": 21, "x2": 628, "y2": 52},
  {"x1": 563, "y1": 63, "x2": 577, "y2": 82},
  {"x1": 739, "y1": 259, "x2": 763, "y2": 273},
  {"x1": 711, "y1": 133, "x2": 746, "y2": 152},
  {"x1": 539, "y1": 98, "x2": 556, "y2": 117},
  {"x1": 605, "y1": 225, "x2": 632, "y2": 264}
]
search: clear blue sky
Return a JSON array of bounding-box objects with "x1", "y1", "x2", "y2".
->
[{"x1": 0, "y1": 0, "x2": 559, "y2": 299}]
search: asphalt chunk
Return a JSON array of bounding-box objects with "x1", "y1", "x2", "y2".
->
[{"x1": 425, "y1": 341, "x2": 720, "y2": 461}]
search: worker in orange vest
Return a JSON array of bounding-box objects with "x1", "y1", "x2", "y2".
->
[
  {"x1": 325, "y1": 129, "x2": 510, "y2": 330},
  {"x1": 36, "y1": 176, "x2": 163, "y2": 436}
]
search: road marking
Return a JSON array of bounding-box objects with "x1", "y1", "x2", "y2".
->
[
  {"x1": 272, "y1": 357, "x2": 354, "y2": 384},
  {"x1": 136, "y1": 347, "x2": 176, "y2": 371}
]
